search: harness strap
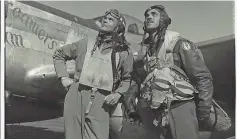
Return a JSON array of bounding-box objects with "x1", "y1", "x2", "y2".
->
[
  {"x1": 175, "y1": 84, "x2": 194, "y2": 91},
  {"x1": 151, "y1": 82, "x2": 170, "y2": 91},
  {"x1": 111, "y1": 50, "x2": 118, "y2": 91},
  {"x1": 141, "y1": 68, "x2": 155, "y2": 87},
  {"x1": 171, "y1": 64, "x2": 189, "y2": 79},
  {"x1": 152, "y1": 79, "x2": 194, "y2": 98},
  {"x1": 169, "y1": 85, "x2": 193, "y2": 98},
  {"x1": 85, "y1": 88, "x2": 98, "y2": 115},
  {"x1": 145, "y1": 51, "x2": 151, "y2": 73}
]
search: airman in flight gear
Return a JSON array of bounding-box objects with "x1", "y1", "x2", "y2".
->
[
  {"x1": 53, "y1": 9, "x2": 133, "y2": 139},
  {"x1": 123, "y1": 5, "x2": 214, "y2": 139}
]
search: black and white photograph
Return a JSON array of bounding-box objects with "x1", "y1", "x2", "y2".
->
[{"x1": 4, "y1": 1, "x2": 235, "y2": 139}]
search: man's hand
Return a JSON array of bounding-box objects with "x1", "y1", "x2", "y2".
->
[
  {"x1": 104, "y1": 92, "x2": 122, "y2": 106},
  {"x1": 61, "y1": 77, "x2": 74, "y2": 91},
  {"x1": 133, "y1": 51, "x2": 146, "y2": 62}
]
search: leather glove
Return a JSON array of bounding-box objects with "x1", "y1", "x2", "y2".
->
[
  {"x1": 198, "y1": 117, "x2": 213, "y2": 131},
  {"x1": 128, "y1": 112, "x2": 142, "y2": 125},
  {"x1": 123, "y1": 84, "x2": 139, "y2": 116},
  {"x1": 133, "y1": 51, "x2": 146, "y2": 62}
]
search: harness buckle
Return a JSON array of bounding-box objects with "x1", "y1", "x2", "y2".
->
[{"x1": 85, "y1": 87, "x2": 98, "y2": 115}]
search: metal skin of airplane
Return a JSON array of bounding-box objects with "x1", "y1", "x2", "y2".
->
[
  {"x1": 5, "y1": 1, "x2": 235, "y2": 139},
  {"x1": 5, "y1": 1, "x2": 144, "y2": 138}
]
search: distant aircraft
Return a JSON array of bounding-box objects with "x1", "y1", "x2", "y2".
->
[{"x1": 5, "y1": 1, "x2": 235, "y2": 139}]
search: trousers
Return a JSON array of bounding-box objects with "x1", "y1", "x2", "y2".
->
[
  {"x1": 137, "y1": 99, "x2": 199, "y2": 139},
  {"x1": 64, "y1": 82, "x2": 112, "y2": 139}
]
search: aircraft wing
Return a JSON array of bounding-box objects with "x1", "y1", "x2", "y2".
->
[
  {"x1": 5, "y1": 1, "x2": 99, "y2": 102},
  {"x1": 196, "y1": 35, "x2": 235, "y2": 109},
  {"x1": 5, "y1": 1, "x2": 145, "y2": 101},
  {"x1": 6, "y1": 1, "x2": 235, "y2": 107},
  {"x1": 196, "y1": 35, "x2": 235, "y2": 139}
]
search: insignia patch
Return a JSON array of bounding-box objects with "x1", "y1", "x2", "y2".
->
[{"x1": 182, "y1": 42, "x2": 191, "y2": 50}]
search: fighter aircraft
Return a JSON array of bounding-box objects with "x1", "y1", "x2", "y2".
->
[
  {"x1": 5, "y1": 1, "x2": 235, "y2": 139},
  {"x1": 5, "y1": 0, "x2": 144, "y2": 138}
]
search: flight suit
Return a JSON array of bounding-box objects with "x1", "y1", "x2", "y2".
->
[
  {"x1": 124, "y1": 31, "x2": 213, "y2": 139},
  {"x1": 53, "y1": 36, "x2": 133, "y2": 139}
]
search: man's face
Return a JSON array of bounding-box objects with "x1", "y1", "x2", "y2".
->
[
  {"x1": 100, "y1": 14, "x2": 118, "y2": 33},
  {"x1": 145, "y1": 9, "x2": 160, "y2": 31}
]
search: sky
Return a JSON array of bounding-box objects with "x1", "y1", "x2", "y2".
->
[{"x1": 39, "y1": 1, "x2": 234, "y2": 43}]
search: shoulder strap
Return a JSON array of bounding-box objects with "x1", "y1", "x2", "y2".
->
[
  {"x1": 111, "y1": 45, "x2": 128, "y2": 89},
  {"x1": 111, "y1": 49, "x2": 118, "y2": 90},
  {"x1": 171, "y1": 65, "x2": 188, "y2": 79}
]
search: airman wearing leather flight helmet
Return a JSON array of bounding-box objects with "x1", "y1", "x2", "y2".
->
[
  {"x1": 53, "y1": 9, "x2": 133, "y2": 139},
  {"x1": 123, "y1": 5, "x2": 214, "y2": 139}
]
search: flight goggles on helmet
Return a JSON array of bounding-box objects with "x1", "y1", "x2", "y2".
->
[
  {"x1": 105, "y1": 9, "x2": 126, "y2": 28},
  {"x1": 144, "y1": 5, "x2": 166, "y2": 16}
]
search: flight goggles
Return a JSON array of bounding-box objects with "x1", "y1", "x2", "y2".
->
[
  {"x1": 144, "y1": 5, "x2": 166, "y2": 16},
  {"x1": 105, "y1": 9, "x2": 126, "y2": 27}
]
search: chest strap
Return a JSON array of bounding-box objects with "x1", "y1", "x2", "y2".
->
[{"x1": 151, "y1": 78, "x2": 194, "y2": 98}]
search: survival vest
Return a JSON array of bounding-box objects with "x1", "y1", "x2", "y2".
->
[
  {"x1": 140, "y1": 30, "x2": 197, "y2": 109},
  {"x1": 79, "y1": 35, "x2": 120, "y2": 92}
]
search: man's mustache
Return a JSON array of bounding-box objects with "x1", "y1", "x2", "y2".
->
[
  {"x1": 146, "y1": 20, "x2": 154, "y2": 23},
  {"x1": 101, "y1": 23, "x2": 108, "y2": 27}
]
